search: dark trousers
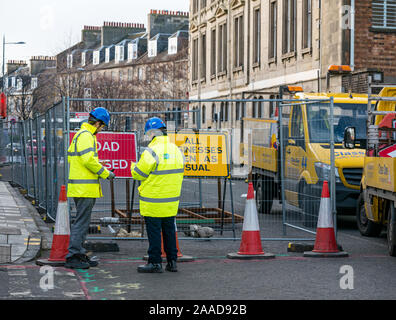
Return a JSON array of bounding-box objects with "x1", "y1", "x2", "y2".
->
[
  {"x1": 144, "y1": 216, "x2": 177, "y2": 264},
  {"x1": 66, "y1": 197, "x2": 96, "y2": 259}
]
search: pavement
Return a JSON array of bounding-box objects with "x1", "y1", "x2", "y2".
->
[{"x1": 0, "y1": 180, "x2": 52, "y2": 264}]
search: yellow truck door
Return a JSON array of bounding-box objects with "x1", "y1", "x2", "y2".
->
[{"x1": 285, "y1": 105, "x2": 307, "y2": 206}]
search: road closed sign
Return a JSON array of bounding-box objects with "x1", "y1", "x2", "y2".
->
[
  {"x1": 69, "y1": 131, "x2": 137, "y2": 178},
  {"x1": 168, "y1": 132, "x2": 229, "y2": 177}
]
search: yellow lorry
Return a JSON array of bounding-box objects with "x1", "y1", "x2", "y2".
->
[
  {"x1": 243, "y1": 85, "x2": 371, "y2": 227},
  {"x1": 345, "y1": 85, "x2": 396, "y2": 256}
]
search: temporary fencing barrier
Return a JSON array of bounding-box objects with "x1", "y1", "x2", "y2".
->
[{"x1": 0, "y1": 96, "x2": 341, "y2": 244}]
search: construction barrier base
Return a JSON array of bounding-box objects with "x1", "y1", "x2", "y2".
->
[
  {"x1": 83, "y1": 242, "x2": 119, "y2": 252},
  {"x1": 35, "y1": 258, "x2": 65, "y2": 267},
  {"x1": 226, "y1": 252, "x2": 276, "y2": 260},
  {"x1": 143, "y1": 255, "x2": 195, "y2": 262},
  {"x1": 288, "y1": 242, "x2": 343, "y2": 253},
  {"x1": 303, "y1": 251, "x2": 349, "y2": 258}
]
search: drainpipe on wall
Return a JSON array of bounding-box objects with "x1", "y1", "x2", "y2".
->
[
  {"x1": 318, "y1": 0, "x2": 322, "y2": 92},
  {"x1": 350, "y1": 0, "x2": 355, "y2": 72}
]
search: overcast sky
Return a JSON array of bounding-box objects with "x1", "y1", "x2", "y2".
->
[{"x1": 0, "y1": 0, "x2": 189, "y2": 74}]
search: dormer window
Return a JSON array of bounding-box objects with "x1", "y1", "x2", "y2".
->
[
  {"x1": 17, "y1": 78, "x2": 22, "y2": 91},
  {"x1": 115, "y1": 45, "x2": 125, "y2": 63},
  {"x1": 105, "y1": 48, "x2": 110, "y2": 63},
  {"x1": 93, "y1": 51, "x2": 100, "y2": 65},
  {"x1": 128, "y1": 42, "x2": 138, "y2": 61},
  {"x1": 168, "y1": 37, "x2": 178, "y2": 55},
  {"x1": 67, "y1": 54, "x2": 73, "y2": 68},
  {"x1": 31, "y1": 77, "x2": 38, "y2": 90},
  {"x1": 148, "y1": 40, "x2": 157, "y2": 57}
]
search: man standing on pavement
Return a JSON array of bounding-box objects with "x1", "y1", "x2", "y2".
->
[
  {"x1": 65, "y1": 107, "x2": 115, "y2": 269},
  {"x1": 131, "y1": 117, "x2": 184, "y2": 273}
]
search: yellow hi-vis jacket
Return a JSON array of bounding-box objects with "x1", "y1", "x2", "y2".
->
[
  {"x1": 67, "y1": 122, "x2": 110, "y2": 198},
  {"x1": 131, "y1": 136, "x2": 184, "y2": 218}
]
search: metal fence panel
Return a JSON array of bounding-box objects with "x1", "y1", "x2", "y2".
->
[{"x1": 4, "y1": 97, "x2": 340, "y2": 242}]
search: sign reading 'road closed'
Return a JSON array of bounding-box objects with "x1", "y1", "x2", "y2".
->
[
  {"x1": 69, "y1": 131, "x2": 137, "y2": 178},
  {"x1": 168, "y1": 132, "x2": 229, "y2": 177}
]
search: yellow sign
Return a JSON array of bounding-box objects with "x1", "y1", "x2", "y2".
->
[{"x1": 169, "y1": 132, "x2": 229, "y2": 177}]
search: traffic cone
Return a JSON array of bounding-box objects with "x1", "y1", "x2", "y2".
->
[
  {"x1": 144, "y1": 221, "x2": 194, "y2": 262},
  {"x1": 227, "y1": 182, "x2": 275, "y2": 259},
  {"x1": 304, "y1": 181, "x2": 348, "y2": 258},
  {"x1": 36, "y1": 185, "x2": 70, "y2": 266}
]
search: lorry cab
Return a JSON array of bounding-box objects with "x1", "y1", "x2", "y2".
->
[{"x1": 284, "y1": 92, "x2": 373, "y2": 226}]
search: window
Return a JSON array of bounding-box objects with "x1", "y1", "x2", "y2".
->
[
  {"x1": 218, "y1": 22, "x2": 228, "y2": 73},
  {"x1": 234, "y1": 15, "x2": 244, "y2": 68},
  {"x1": 253, "y1": 8, "x2": 261, "y2": 64},
  {"x1": 236, "y1": 102, "x2": 240, "y2": 120},
  {"x1": 17, "y1": 78, "x2": 22, "y2": 91},
  {"x1": 67, "y1": 54, "x2": 73, "y2": 68},
  {"x1": 302, "y1": 0, "x2": 312, "y2": 49},
  {"x1": 200, "y1": 33, "x2": 207, "y2": 79},
  {"x1": 212, "y1": 103, "x2": 216, "y2": 121},
  {"x1": 192, "y1": 38, "x2": 199, "y2": 81},
  {"x1": 282, "y1": 0, "x2": 296, "y2": 55},
  {"x1": 269, "y1": 1, "x2": 278, "y2": 60},
  {"x1": 138, "y1": 68, "x2": 143, "y2": 80},
  {"x1": 31, "y1": 77, "x2": 38, "y2": 90},
  {"x1": 258, "y1": 97, "x2": 263, "y2": 118},
  {"x1": 202, "y1": 105, "x2": 206, "y2": 124},
  {"x1": 211, "y1": 28, "x2": 216, "y2": 76},
  {"x1": 252, "y1": 98, "x2": 257, "y2": 118},
  {"x1": 290, "y1": 105, "x2": 304, "y2": 142},
  {"x1": 372, "y1": 0, "x2": 396, "y2": 30}
]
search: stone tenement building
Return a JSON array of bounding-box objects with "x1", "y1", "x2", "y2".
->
[
  {"x1": 57, "y1": 9, "x2": 190, "y2": 130},
  {"x1": 188, "y1": 0, "x2": 396, "y2": 134},
  {"x1": 1, "y1": 57, "x2": 57, "y2": 120}
]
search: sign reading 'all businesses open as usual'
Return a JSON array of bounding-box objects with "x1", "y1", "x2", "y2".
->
[{"x1": 168, "y1": 132, "x2": 229, "y2": 177}]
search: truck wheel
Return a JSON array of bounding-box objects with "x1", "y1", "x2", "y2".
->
[
  {"x1": 387, "y1": 204, "x2": 396, "y2": 257},
  {"x1": 256, "y1": 175, "x2": 273, "y2": 214},
  {"x1": 255, "y1": 176, "x2": 265, "y2": 214},
  {"x1": 356, "y1": 193, "x2": 382, "y2": 237}
]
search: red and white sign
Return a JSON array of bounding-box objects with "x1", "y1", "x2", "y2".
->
[
  {"x1": 69, "y1": 131, "x2": 137, "y2": 178},
  {"x1": 379, "y1": 144, "x2": 396, "y2": 158}
]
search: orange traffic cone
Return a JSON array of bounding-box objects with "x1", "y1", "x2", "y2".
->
[
  {"x1": 227, "y1": 182, "x2": 275, "y2": 259},
  {"x1": 144, "y1": 221, "x2": 194, "y2": 262},
  {"x1": 304, "y1": 181, "x2": 348, "y2": 257},
  {"x1": 161, "y1": 231, "x2": 183, "y2": 259},
  {"x1": 36, "y1": 185, "x2": 70, "y2": 266}
]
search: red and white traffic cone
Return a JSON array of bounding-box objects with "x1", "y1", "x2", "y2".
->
[
  {"x1": 36, "y1": 185, "x2": 70, "y2": 266},
  {"x1": 227, "y1": 182, "x2": 275, "y2": 259},
  {"x1": 304, "y1": 181, "x2": 348, "y2": 257}
]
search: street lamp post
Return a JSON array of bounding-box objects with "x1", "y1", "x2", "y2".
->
[{"x1": 2, "y1": 35, "x2": 26, "y2": 120}]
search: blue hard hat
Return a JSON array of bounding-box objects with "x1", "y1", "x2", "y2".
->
[
  {"x1": 90, "y1": 107, "x2": 110, "y2": 126},
  {"x1": 144, "y1": 117, "x2": 166, "y2": 134}
]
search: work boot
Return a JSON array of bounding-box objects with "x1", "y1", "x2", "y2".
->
[
  {"x1": 81, "y1": 254, "x2": 99, "y2": 267},
  {"x1": 137, "y1": 263, "x2": 163, "y2": 273},
  {"x1": 65, "y1": 255, "x2": 90, "y2": 269},
  {"x1": 165, "y1": 260, "x2": 178, "y2": 272}
]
